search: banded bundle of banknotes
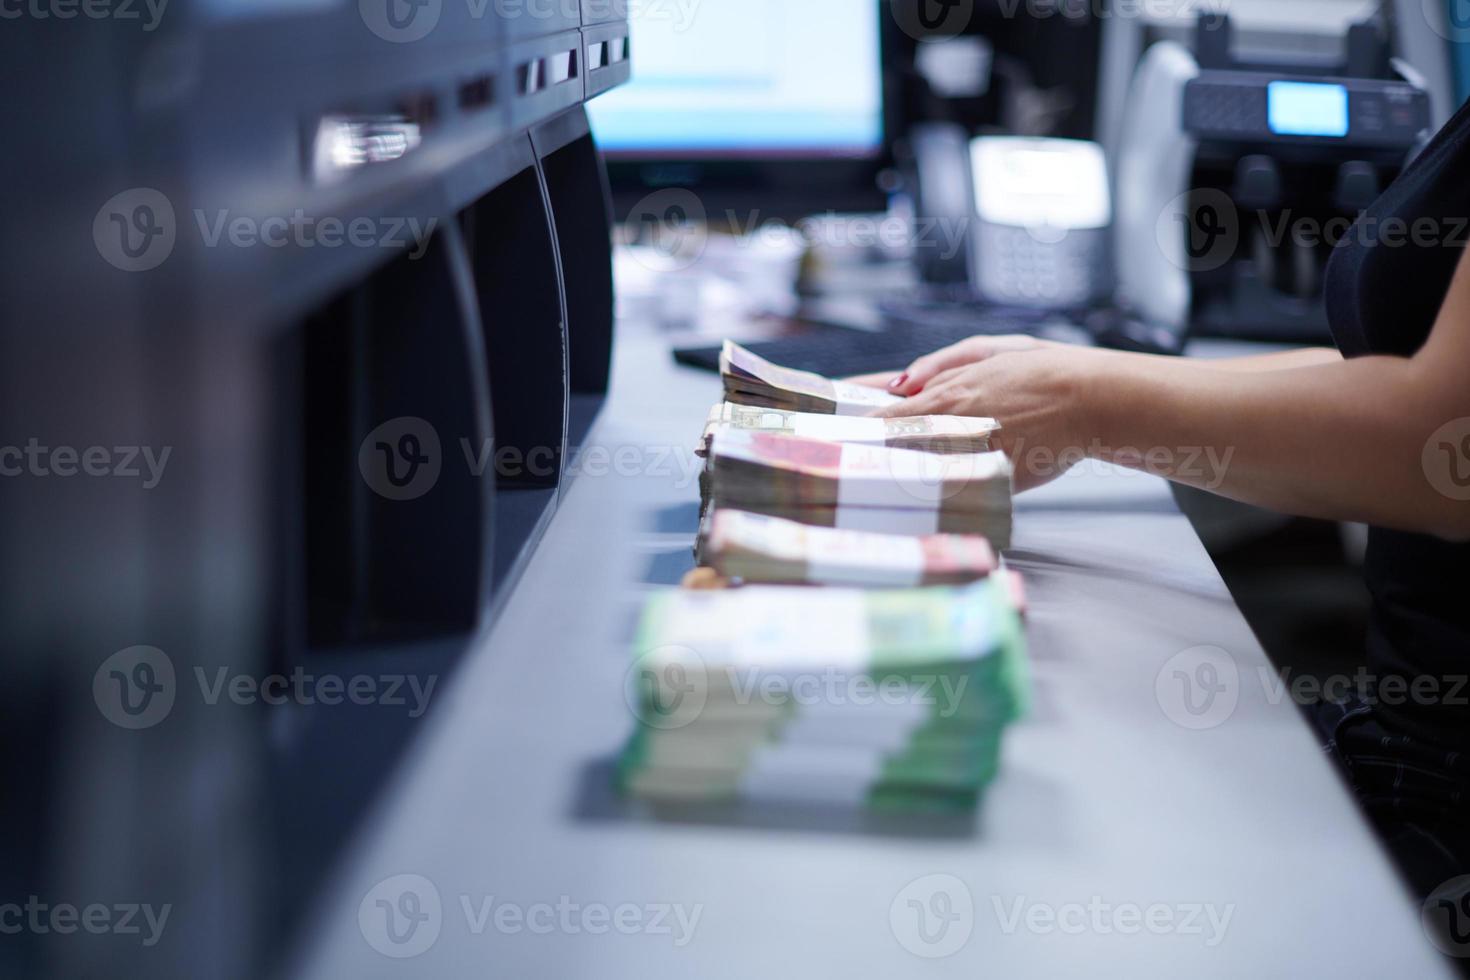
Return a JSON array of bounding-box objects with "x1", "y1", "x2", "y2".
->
[
  {"x1": 700, "y1": 402, "x2": 999, "y2": 456},
  {"x1": 700, "y1": 428, "x2": 1014, "y2": 549},
  {"x1": 700, "y1": 509, "x2": 998, "y2": 588},
  {"x1": 720, "y1": 340, "x2": 906, "y2": 415},
  {"x1": 618, "y1": 577, "x2": 1029, "y2": 812},
  {"x1": 616, "y1": 341, "x2": 1027, "y2": 815}
]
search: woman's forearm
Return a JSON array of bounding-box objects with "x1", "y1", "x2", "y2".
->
[
  {"x1": 1083, "y1": 352, "x2": 1470, "y2": 540},
  {"x1": 1197, "y1": 347, "x2": 1342, "y2": 372}
]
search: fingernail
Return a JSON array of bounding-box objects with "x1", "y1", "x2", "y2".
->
[{"x1": 888, "y1": 373, "x2": 909, "y2": 391}]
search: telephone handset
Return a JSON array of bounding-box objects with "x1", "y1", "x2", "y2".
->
[{"x1": 908, "y1": 124, "x2": 1114, "y2": 310}]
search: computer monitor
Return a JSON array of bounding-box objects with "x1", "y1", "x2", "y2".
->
[{"x1": 590, "y1": 0, "x2": 892, "y2": 218}]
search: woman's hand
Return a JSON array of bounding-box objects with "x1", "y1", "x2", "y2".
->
[
  {"x1": 846, "y1": 334, "x2": 1054, "y2": 392},
  {"x1": 872, "y1": 346, "x2": 1105, "y2": 491}
]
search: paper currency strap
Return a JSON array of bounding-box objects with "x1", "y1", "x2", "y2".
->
[
  {"x1": 713, "y1": 403, "x2": 999, "y2": 439},
  {"x1": 707, "y1": 509, "x2": 997, "y2": 587},
  {"x1": 710, "y1": 431, "x2": 1012, "y2": 506}
]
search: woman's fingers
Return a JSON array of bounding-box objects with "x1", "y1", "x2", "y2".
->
[
  {"x1": 888, "y1": 334, "x2": 1042, "y2": 396},
  {"x1": 844, "y1": 371, "x2": 901, "y2": 389},
  {"x1": 871, "y1": 381, "x2": 957, "y2": 419},
  {"x1": 888, "y1": 339, "x2": 991, "y2": 396}
]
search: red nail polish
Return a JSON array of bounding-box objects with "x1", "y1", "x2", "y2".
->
[{"x1": 889, "y1": 373, "x2": 909, "y2": 391}]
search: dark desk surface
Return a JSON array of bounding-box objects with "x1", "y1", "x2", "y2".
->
[{"x1": 290, "y1": 320, "x2": 1450, "y2": 979}]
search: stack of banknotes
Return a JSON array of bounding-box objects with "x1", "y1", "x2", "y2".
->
[
  {"x1": 701, "y1": 428, "x2": 1014, "y2": 549},
  {"x1": 720, "y1": 340, "x2": 905, "y2": 415},
  {"x1": 700, "y1": 402, "x2": 999, "y2": 456},
  {"x1": 699, "y1": 509, "x2": 998, "y2": 588},
  {"x1": 618, "y1": 576, "x2": 1029, "y2": 812},
  {"x1": 616, "y1": 342, "x2": 1027, "y2": 815}
]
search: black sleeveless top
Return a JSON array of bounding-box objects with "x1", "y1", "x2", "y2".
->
[{"x1": 1324, "y1": 95, "x2": 1470, "y2": 752}]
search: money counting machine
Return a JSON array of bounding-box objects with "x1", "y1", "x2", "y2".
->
[
  {"x1": 1115, "y1": 14, "x2": 1434, "y2": 342},
  {"x1": 6, "y1": 4, "x2": 631, "y2": 977}
]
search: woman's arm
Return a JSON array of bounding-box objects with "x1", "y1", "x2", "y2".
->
[
  {"x1": 1200, "y1": 347, "x2": 1342, "y2": 372},
  {"x1": 851, "y1": 338, "x2": 1340, "y2": 392},
  {"x1": 875, "y1": 250, "x2": 1470, "y2": 541}
]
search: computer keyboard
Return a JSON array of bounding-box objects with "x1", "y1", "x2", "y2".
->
[
  {"x1": 672, "y1": 310, "x2": 1062, "y2": 377},
  {"x1": 672, "y1": 300, "x2": 1186, "y2": 376}
]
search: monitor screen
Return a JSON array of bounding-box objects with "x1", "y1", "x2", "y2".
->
[
  {"x1": 1267, "y1": 81, "x2": 1350, "y2": 138},
  {"x1": 588, "y1": 0, "x2": 885, "y2": 159}
]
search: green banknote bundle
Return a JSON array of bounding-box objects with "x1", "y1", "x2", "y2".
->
[{"x1": 617, "y1": 577, "x2": 1029, "y2": 813}]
